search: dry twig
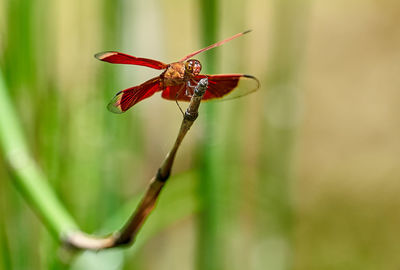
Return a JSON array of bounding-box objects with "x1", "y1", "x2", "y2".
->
[{"x1": 63, "y1": 78, "x2": 208, "y2": 250}]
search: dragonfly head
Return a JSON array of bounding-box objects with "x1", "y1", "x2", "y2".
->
[{"x1": 185, "y1": 59, "x2": 202, "y2": 77}]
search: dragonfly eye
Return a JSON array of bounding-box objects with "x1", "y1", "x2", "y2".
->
[{"x1": 185, "y1": 59, "x2": 202, "y2": 76}]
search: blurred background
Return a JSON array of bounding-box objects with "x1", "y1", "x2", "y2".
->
[{"x1": 1, "y1": 0, "x2": 399, "y2": 269}]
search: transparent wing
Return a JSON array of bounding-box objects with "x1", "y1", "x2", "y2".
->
[{"x1": 179, "y1": 30, "x2": 251, "y2": 62}]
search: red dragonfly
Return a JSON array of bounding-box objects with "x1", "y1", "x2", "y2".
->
[{"x1": 95, "y1": 30, "x2": 260, "y2": 113}]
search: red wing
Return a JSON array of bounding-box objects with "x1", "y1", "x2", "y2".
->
[
  {"x1": 161, "y1": 84, "x2": 189, "y2": 101},
  {"x1": 179, "y1": 30, "x2": 251, "y2": 62},
  {"x1": 108, "y1": 77, "x2": 162, "y2": 113},
  {"x1": 160, "y1": 74, "x2": 260, "y2": 102},
  {"x1": 95, "y1": 51, "x2": 168, "y2": 70},
  {"x1": 197, "y1": 74, "x2": 259, "y2": 101}
]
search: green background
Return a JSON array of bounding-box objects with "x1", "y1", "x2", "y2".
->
[{"x1": 0, "y1": 0, "x2": 399, "y2": 269}]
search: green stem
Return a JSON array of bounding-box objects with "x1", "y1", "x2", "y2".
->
[
  {"x1": 257, "y1": 0, "x2": 310, "y2": 269},
  {"x1": 0, "y1": 69, "x2": 79, "y2": 239},
  {"x1": 197, "y1": 1, "x2": 225, "y2": 270}
]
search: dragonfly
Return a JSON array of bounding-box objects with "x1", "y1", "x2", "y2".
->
[{"x1": 95, "y1": 30, "x2": 260, "y2": 113}]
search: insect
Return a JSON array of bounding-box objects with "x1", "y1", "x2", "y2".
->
[{"x1": 95, "y1": 30, "x2": 260, "y2": 113}]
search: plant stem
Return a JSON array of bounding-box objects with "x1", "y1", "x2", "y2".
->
[
  {"x1": 197, "y1": 1, "x2": 225, "y2": 270},
  {"x1": 64, "y1": 78, "x2": 209, "y2": 250},
  {"x1": 0, "y1": 69, "x2": 79, "y2": 239},
  {"x1": 257, "y1": 0, "x2": 310, "y2": 269}
]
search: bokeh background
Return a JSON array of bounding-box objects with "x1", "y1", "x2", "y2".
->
[{"x1": 1, "y1": 0, "x2": 399, "y2": 269}]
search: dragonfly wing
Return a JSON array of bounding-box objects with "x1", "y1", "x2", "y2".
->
[
  {"x1": 194, "y1": 74, "x2": 260, "y2": 101},
  {"x1": 179, "y1": 30, "x2": 251, "y2": 62},
  {"x1": 95, "y1": 51, "x2": 168, "y2": 70},
  {"x1": 160, "y1": 74, "x2": 259, "y2": 102},
  {"x1": 108, "y1": 77, "x2": 162, "y2": 113},
  {"x1": 161, "y1": 84, "x2": 190, "y2": 101}
]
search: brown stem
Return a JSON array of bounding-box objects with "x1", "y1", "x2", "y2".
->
[{"x1": 63, "y1": 78, "x2": 208, "y2": 250}]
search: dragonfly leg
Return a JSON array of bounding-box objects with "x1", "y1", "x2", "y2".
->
[
  {"x1": 185, "y1": 81, "x2": 196, "y2": 97},
  {"x1": 175, "y1": 86, "x2": 185, "y2": 116}
]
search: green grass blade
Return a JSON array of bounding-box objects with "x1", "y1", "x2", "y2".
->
[
  {"x1": 256, "y1": 0, "x2": 310, "y2": 269},
  {"x1": 196, "y1": 1, "x2": 227, "y2": 270},
  {"x1": 0, "y1": 69, "x2": 79, "y2": 239}
]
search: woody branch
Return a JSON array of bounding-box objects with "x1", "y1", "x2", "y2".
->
[{"x1": 63, "y1": 78, "x2": 208, "y2": 250}]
